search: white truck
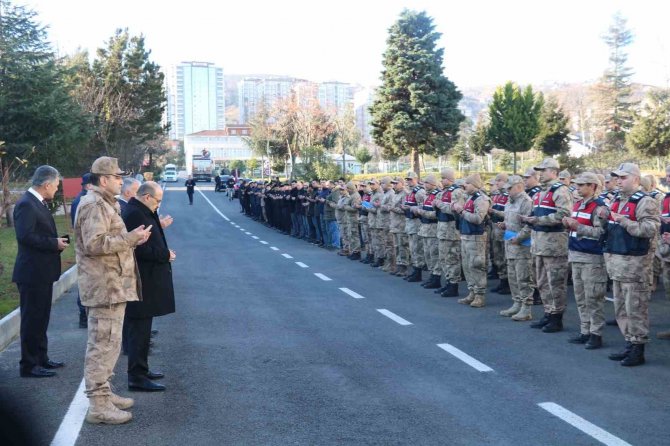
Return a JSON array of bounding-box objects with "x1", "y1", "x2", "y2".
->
[
  {"x1": 192, "y1": 156, "x2": 213, "y2": 182},
  {"x1": 163, "y1": 164, "x2": 178, "y2": 182}
]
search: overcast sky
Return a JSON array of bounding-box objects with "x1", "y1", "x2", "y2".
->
[{"x1": 23, "y1": 0, "x2": 670, "y2": 89}]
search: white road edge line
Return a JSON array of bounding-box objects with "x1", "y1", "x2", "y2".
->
[
  {"x1": 50, "y1": 379, "x2": 87, "y2": 446},
  {"x1": 282, "y1": 253, "x2": 293, "y2": 259},
  {"x1": 538, "y1": 402, "x2": 632, "y2": 446},
  {"x1": 437, "y1": 343, "x2": 493, "y2": 372},
  {"x1": 314, "y1": 273, "x2": 332, "y2": 281},
  {"x1": 270, "y1": 247, "x2": 279, "y2": 251},
  {"x1": 196, "y1": 189, "x2": 230, "y2": 221},
  {"x1": 295, "y1": 262, "x2": 309, "y2": 268},
  {"x1": 252, "y1": 236, "x2": 259, "y2": 239},
  {"x1": 339, "y1": 288, "x2": 365, "y2": 299},
  {"x1": 377, "y1": 309, "x2": 412, "y2": 326}
]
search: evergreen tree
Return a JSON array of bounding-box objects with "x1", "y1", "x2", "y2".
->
[
  {"x1": 627, "y1": 90, "x2": 670, "y2": 166},
  {"x1": 594, "y1": 13, "x2": 635, "y2": 152},
  {"x1": 370, "y1": 9, "x2": 463, "y2": 178},
  {"x1": 354, "y1": 147, "x2": 373, "y2": 174},
  {"x1": 487, "y1": 82, "x2": 543, "y2": 173},
  {"x1": 535, "y1": 96, "x2": 571, "y2": 156}
]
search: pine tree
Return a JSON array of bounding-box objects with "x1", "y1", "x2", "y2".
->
[
  {"x1": 594, "y1": 13, "x2": 635, "y2": 152},
  {"x1": 535, "y1": 96, "x2": 571, "y2": 156},
  {"x1": 369, "y1": 9, "x2": 463, "y2": 178},
  {"x1": 627, "y1": 90, "x2": 670, "y2": 168},
  {"x1": 487, "y1": 82, "x2": 543, "y2": 173}
]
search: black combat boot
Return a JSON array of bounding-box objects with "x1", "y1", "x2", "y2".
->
[
  {"x1": 608, "y1": 342, "x2": 632, "y2": 361},
  {"x1": 348, "y1": 252, "x2": 361, "y2": 261},
  {"x1": 487, "y1": 265, "x2": 498, "y2": 280},
  {"x1": 407, "y1": 267, "x2": 423, "y2": 283},
  {"x1": 542, "y1": 312, "x2": 563, "y2": 333},
  {"x1": 532, "y1": 289, "x2": 542, "y2": 305},
  {"x1": 371, "y1": 257, "x2": 384, "y2": 268},
  {"x1": 585, "y1": 334, "x2": 603, "y2": 350},
  {"x1": 496, "y1": 278, "x2": 511, "y2": 295},
  {"x1": 424, "y1": 275, "x2": 442, "y2": 289},
  {"x1": 441, "y1": 282, "x2": 460, "y2": 297},
  {"x1": 434, "y1": 285, "x2": 449, "y2": 294},
  {"x1": 620, "y1": 343, "x2": 645, "y2": 366},
  {"x1": 568, "y1": 333, "x2": 590, "y2": 344},
  {"x1": 530, "y1": 313, "x2": 550, "y2": 329},
  {"x1": 361, "y1": 253, "x2": 372, "y2": 264}
]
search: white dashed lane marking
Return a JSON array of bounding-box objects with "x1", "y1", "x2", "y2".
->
[
  {"x1": 260, "y1": 241, "x2": 269, "y2": 245},
  {"x1": 295, "y1": 262, "x2": 308, "y2": 268},
  {"x1": 339, "y1": 288, "x2": 365, "y2": 299},
  {"x1": 538, "y1": 402, "x2": 632, "y2": 446},
  {"x1": 314, "y1": 273, "x2": 332, "y2": 281},
  {"x1": 437, "y1": 343, "x2": 493, "y2": 372},
  {"x1": 282, "y1": 253, "x2": 293, "y2": 259},
  {"x1": 270, "y1": 247, "x2": 279, "y2": 251},
  {"x1": 377, "y1": 309, "x2": 412, "y2": 326}
]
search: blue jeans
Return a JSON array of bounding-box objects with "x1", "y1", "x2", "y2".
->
[
  {"x1": 312, "y1": 216, "x2": 322, "y2": 242},
  {"x1": 327, "y1": 219, "x2": 340, "y2": 248},
  {"x1": 300, "y1": 215, "x2": 309, "y2": 238},
  {"x1": 290, "y1": 213, "x2": 299, "y2": 236}
]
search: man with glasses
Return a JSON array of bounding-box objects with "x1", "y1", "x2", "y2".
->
[
  {"x1": 75, "y1": 157, "x2": 152, "y2": 424},
  {"x1": 122, "y1": 181, "x2": 176, "y2": 391}
]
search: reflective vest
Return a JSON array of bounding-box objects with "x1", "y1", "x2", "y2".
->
[
  {"x1": 420, "y1": 190, "x2": 439, "y2": 224},
  {"x1": 604, "y1": 191, "x2": 650, "y2": 256},
  {"x1": 491, "y1": 192, "x2": 509, "y2": 223},
  {"x1": 532, "y1": 183, "x2": 566, "y2": 233},
  {"x1": 568, "y1": 198, "x2": 605, "y2": 255},
  {"x1": 437, "y1": 185, "x2": 458, "y2": 222},
  {"x1": 526, "y1": 185, "x2": 542, "y2": 200},
  {"x1": 404, "y1": 186, "x2": 423, "y2": 219},
  {"x1": 460, "y1": 192, "x2": 485, "y2": 235},
  {"x1": 360, "y1": 193, "x2": 370, "y2": 216},
  {"x1": 662, "y1": 193, "x2": 670, "y2": 234}
]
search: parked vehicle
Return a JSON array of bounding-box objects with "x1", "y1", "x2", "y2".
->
[{"x1": 163, "y1": 164, "x2": 178, "y2": 182}]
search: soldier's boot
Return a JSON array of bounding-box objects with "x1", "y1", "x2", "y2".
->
[
  {"x1": 424, "y1": 275, "x2": 442, "y2": 289},
  {"x1": 337, "y1": 249, "x2": 349, "y2": 256},
  {"x1": 490, "y1": 280, "x2": 502, "y2": 293},
  {"x1": 496, "y1": 278, "x2": 511, "y2": 295},
  {"x1": 395, "y1": 265, "x2": 407, "y2": 277},
  {"x1": 85, "y1": 396, "x2": 133, "y2": 425},
  {"x1": 441, "y1": 283, "x2": 460, "y2": 298},
  {"x1": 532, "y1": 288, "x2": 543, "y2": 305},
  {"x1": 499, "y1": 301, "x2": 522, "y2": 317},
  {"x1": 407, "y1": 267, "x2": 423, "y2": 283},
  {"x1": 620, "y1": 344, "x2": 645, "y2": 367},
  {"x1": 434, "y1": 284, "x2": 449, "y2": 294},
  {"x1": 470, "y1": 294, "x2": 486, "y2": 308},
  {"x1": 530, "y1": 313, "x2": 550, "y2": 329},
  {"x1": 371, "y1": 257, "x2": 384, "y2": 268},
  {"x1": 511, "y1": 304, "x2": 533, "y2": 321},
  {"x1": 608, "y1": 342, "x2": 632, "y2": 361},
  {"x1": 458, "y1": 292, "x2": 475, "y2": 305},
  {"x1": 384, "y1": 261, "x2": 395, "y2": 273},
  {"x1": 542, "y1": 313, "x2": 564, "y2": 333},
  {"x1": 110, "y1": 393, "x2": 135, "y2": 410},
  {"x1": 585, "y1": 334, "x2": 603, "y2": 350},
  {"x1": 348, "y1": 252, "x2": 361, "y2": 261},
  {"x1": 656, "y1": 330, "x2": 670, "y2": 340},
  {"x1": 568, "y1": 333, "x2": 590, "y2": 344}
]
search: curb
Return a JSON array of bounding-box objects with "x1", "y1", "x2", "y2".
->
[{"x1": 0, "y1": 266, "x2": 77, "y2": 352}]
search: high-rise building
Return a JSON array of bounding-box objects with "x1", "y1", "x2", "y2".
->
[
  {"x1": 318, "y1": 81, "x2": 355, "y2": 115},
  {"x1": 165, "y1": 61, "x2": 225, "y2": 140},
  {"x1": 354, "y1": 87, "x2": 375, "y2": 143},
  {"x1": 238, "y1": 77, "x2": 295, "y2": 124}
]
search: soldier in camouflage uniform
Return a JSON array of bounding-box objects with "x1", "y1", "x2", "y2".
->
[
  {"x1": 562, "y1": 172, "x2": 608, "y2": 349},
  {"x1": 336, "y1": 184, "x2": 350, "y2": 256},
  {"x1": 520, "y1": 158, "x2": 573, "y2": 333},
  {"x1": 414, "y1": 175, "x2": 441, "y2": 289},
  {"x1": 434, "y1": 168, "x2": 465, "y2": 297},
  {"x1": 358, "y1": 183, "x2": 373, "y2": 263},
  {"x1": 498, "y1": 176, "x2": 534, "y2": 321},
  {"x1": 75, "y1": 157, "x2": 152, "y2": 425},
  {"x1": 602, "y1": 163, "x2": 660, "y2": 366},
  {"x1": 523, "y1": 167, "x2": 543, "y2": 306},
  {"x1": 390, "y1": 178, "x2": 410, "y2": 277},
  {"x1": 368, "y1": 178, "x2": 386, "y2": 267},
  {"x1": 379, "y1": 177, "x2": 396, "y2": 272},
  {"x1": 402, "y1": 171, "x2": 426, "y2": 282},
  {"x1": 641, "y1": 174, "x2": 663, "y2": 292},
  {"x1": 344, "y1": 181, "x2": 362, "y2": 260},
  {"x1": 488, "y1": 173, "x2": 511, "y2": 294},
  {"x1": 559, "y1": 170, "x2": 581, "y2": 201},
  {"x1": 454, "y1": 174, "x2": 491, "y2": 308}
]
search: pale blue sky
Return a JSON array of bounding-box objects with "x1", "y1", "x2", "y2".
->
[{"x1": 24, "y1": 0, "x2": 670, "y2": 88}]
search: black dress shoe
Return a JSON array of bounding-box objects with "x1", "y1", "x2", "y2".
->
[
  {"x1": 20, "y1": 366, "x2": 56, "y2": 378},
  {"x1": 146, "y1": 370, "x2": 164, "y2": 380},
  {"x1": 128, "y1": 376, "x2": 166, "y2": 392},
  {"x1": 43, "y1": 360, "x2": 65, "y2": 369}
]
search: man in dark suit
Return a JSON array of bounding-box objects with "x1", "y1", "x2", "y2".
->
[
  {"x1": 13, "y1": 165, "x2": 69, "y2": 378},
  {"x1": 117, "y1": 177, "x2": 140, "y2": 213},
  {"x1": 121, "y1": 181, "x2": 176, "y2": 391}
]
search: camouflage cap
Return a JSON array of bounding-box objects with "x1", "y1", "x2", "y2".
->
[
  {"x1": 368, "y1": 178, "x2": 379, "y2": 185},
  {"x1": 611, "y1": 162, "x2": 641, "y2": 177},
  {"x1": 380, "y1": 176, "x2": 392, "y2": 185},
  {"x1": 495, "y1": 173, "x2": 509, "y2": 182},
  {"x1": 440, "y1": 167, "x2": 456, "y2": 180},
  {"x1": 523, "y1": 167, "x2": 538, "y2": 178},
  {"x1": 464, "y1": 173, "x2": 483, "y2": 189},
  {"x1": 424, "y1": 174, "x2": 438, "y2": 186},
  {"x1": 534, "y1": 157, "x2": 560, "y2": 171},
  {"x1": 346, "y1": 181, "x2": 356, "y2": 191},
  {"x1": 559, "y1": 169, "x2": 572, "y2": 179},
  {"x1": 91, "y1": 157, "x2": 127, "y2": 176},
  {"x1": 505, "y1": 175, "x2": 524, "y2": 188},
  {"x1": 405, "y1": 171, "x2": 418, "y2": 179},
  {"x1": 573, "y1": 172, "x2": 601, "y2": 186}
]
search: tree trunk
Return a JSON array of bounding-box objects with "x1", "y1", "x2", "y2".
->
[
  {"x1": 513, "y1": 151, "x2": 517, "y2": 175},
  {"x1": 1, "y1": 159, "x2": 13, "y2": 228},
  {"x1": 411, "y1": 149, "x2": 420, "y2": 180}
]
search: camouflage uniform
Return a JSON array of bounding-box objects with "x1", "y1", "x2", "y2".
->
[
  {"x1": 359, "y1": 189, "x2": 372, "y2": 259},
  {"x1": 435, "y1": 184, "x2": 465, "y2": 285},
  {"x1": 379, "y1": 183, "x2": 396, "y2": 271},
  {"x1": 75, "y1": 185, "x2": 143, "y2": 400},
  {"x1": 417, "y1": 185, "x2": 440, "y2": 277},
  {"x1": 503, "y1": 189, "x2": 534, "y2": 307},
  {"x1": 337, "y1": 192, "x2": 350, "y2": 255},
  {"x1": 490, "y1": 190, "x2": 509, "y2": 280},
  {"x1": 390, "y1": 187, "x2": 409, "y2": 270},
  {"x1": 604, "y1": 186, "x2": 659, "y2": 346},
  {"x1": 405, "y1": 185, "x2": 426, "y2": 269},
  {"x1": 344, "y1": 184, "x2": 362, "y2": 254},
  {"x1": 458, "y1": 181, "x2": 491, "y2": 304},
  {"x1": 368, "y1": 186, "x2": 386, "y2": 261}
]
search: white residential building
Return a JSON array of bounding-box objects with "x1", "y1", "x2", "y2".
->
[{"x1": 184, "y1": 128, "x2": 253, "y2": 174}]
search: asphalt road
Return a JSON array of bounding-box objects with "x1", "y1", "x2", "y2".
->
[{"x1": 1, "y1": 180, "x2": 669, "y2": 446}]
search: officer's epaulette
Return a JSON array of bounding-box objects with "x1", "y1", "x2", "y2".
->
[
  {"x1": 650, "y1": 190, "x2": 661, "y2": 198},
  {"x1": 593, "y1": 197, "x2": 606, "y2": 207},
  {"x1": 413, "y1": 185, "x2": 424, "y2": 192},
  {"x1": 472, "y1": 191, "x2": 481, "y2": 199},
  {"x1": 429, "y1": 189, "x2": 439, "y2": 196},
  {"x1": 550, "y1": 182, "x2": 565, "y2": 191},
  {"x1": 502, "y1": 191, "x2": 509, "y2": 197}
]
